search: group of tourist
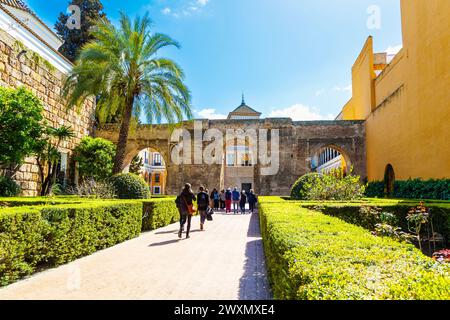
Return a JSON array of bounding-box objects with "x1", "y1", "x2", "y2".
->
[
  {"x1": 175, "y1": 183, "x2": 258, "y2": 239},
  {"x1": 210, "y1": 187, "x2": 258, "y2": 215}
]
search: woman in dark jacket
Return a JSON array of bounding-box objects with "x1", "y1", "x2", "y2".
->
[
  {"x1": 176, "y1": 183, "x2": 196, "y2": 239},
  {"x1": 247, "y1": 189, "x2": 258, "y2": 214}
]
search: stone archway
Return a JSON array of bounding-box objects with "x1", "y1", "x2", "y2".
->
[
  {"x1": 309, "y1": 144, "x2": 352, "y2": 175},
  {"x1": 96, "y1": 119, "x2": 366, "y2": 196},
  {"x1": 124, "y1": 144, "x2": 169, "y2": 195},
  {"x1": 308, "y1": 139, "x2": 365, "y2": 179}
]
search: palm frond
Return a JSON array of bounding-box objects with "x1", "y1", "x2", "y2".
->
[{"x1": 63, "y1": 11, "x2": 192, "y2": 127}]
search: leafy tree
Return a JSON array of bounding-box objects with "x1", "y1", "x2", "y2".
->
[
  {"x1": 63, "y1": 12, "x2": 192, "y2": 174},
  {"x1": 129, "y1": 154, "x2": 143, "y2": 174},
  {"x1": 0, "y1": 87, "x2": 44, "y2": 169},
  {"x1": 73, "y1": 136, "x2": 116, "y2": 181},
  {"x1": 35, "y1": 125, "x2": 75, "y2": 196},
  {"x1": 54, "y1": 0, "x2": 108, "y2": 61}
]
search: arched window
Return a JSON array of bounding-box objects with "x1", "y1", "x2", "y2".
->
[{"x1": 384, "y1": 164, "x2": 395, "y2": 197}]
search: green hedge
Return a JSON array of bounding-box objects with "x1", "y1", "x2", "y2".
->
[
  {"x1": 0, "y1": 196, "x2": 96, "y2": 207},
  {"x1": 259, "y1": 199, "x2": 450, "y2": 300},
  {"x1": 366, "y1": 179, "x2": 450, "y2": 200},
  {"x1": 365, "y1": 181, "x2": 385, "y2": 198},
  {"x1": 300, "y1": 203, "x2": 450, "y2": 247},
  {"x1": 142, "y1": 198, "x2": 179, "y2": 231},
  {"x1": 0, "y1": 201, "x2": 142, "y2": 286}
]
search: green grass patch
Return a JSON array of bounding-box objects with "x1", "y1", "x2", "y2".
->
[{"x1": 259, "y1": 199, "x2": 450, "y2": 300}]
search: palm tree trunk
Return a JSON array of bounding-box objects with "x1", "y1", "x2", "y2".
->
[{"x1": 112, "y1": 96, "x2": 135, "y2": 174}]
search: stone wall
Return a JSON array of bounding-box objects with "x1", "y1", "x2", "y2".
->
[
  {"x1": 0, "y1": 30, "x2": 95, "y2": 196},
  {"x1": 97, "y1": 119, "x2": 366, "y2": 196}
]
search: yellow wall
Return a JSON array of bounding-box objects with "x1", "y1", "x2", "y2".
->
[
  {"x1": 349, "y1": 37, "x2": 377, "y2": 120},
  {"x1": 150, "y1": 171, "x2": 166, "y2": 194},
  {"x1": 341, "y1": 0, "x2": 450, "y2": 181}
]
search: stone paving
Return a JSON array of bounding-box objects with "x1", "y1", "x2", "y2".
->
[{"x1": 0, "y1": 210, "x2": 272, "y2": 300}]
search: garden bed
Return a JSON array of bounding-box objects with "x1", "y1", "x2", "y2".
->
[{"x1": 259, "y1": 197, "x2": 450, "y2": 300}]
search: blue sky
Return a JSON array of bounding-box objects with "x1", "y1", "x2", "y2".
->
[{"x1": 25, "y1": 0, "x2": 403, "y2": 120}]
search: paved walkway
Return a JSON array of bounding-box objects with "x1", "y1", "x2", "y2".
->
[{"x1": 0, "y1": 210, "x2": 272, "y2": 300}]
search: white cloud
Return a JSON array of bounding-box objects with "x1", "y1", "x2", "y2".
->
[
  {"x1": 269, "y1": 104, "x2": 334, "y2": 121},
  {"x1": 385, "y1": 44, "x2": 402, "y2": 63},
  {"x1": 196, "y1": 108, "x2": 227, "y2": 119},
  {"x1": 161, "y1": 7, "x2": 172, "y2": 15},
  {"x1": 333, "y1": 84, "x2": 352, "y2": 93},
  {"x1": 315, "y1": 89, "x2": 325, "y2": 97},
  {"x1": 162, "y1": 0, "x2": 211, "y2": 18},
  {"x1": 385, "y1": 44, "x2": 402, "y2": 56}
]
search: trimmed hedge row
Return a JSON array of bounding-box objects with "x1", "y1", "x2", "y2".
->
[
  {"x1": 0, "y1": 197, "x2": 181, "y2": 286},
  {"x1": 299, "y1": 202, "x2": 450, "y2": 247},
  {"x1": 366, "y1": 179, "x2": 450, "y2": 200},
  {"x1": 142, "y1": 198, "x2": 179, "y2": 231},
  {"x1": 0, "y1": 196, "x2": 95, "y2": 207},
  {"x1": 0, "y1": 201, "x2": 142, "y2": 286},
  {"x1": 259, "y1": 199, "x2": 450, "y2": 300}
]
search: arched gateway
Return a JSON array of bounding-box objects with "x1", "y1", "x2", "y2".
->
[{"x1": 96, "y1": 118, "x2": 366, "y2": 196}]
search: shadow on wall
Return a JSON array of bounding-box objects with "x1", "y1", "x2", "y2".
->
[{"x1": 238, "y1": 212, "x2": 272, "y2": 300}]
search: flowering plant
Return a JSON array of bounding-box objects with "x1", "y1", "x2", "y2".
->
[
  {"x1": 406, "y1": 202, "x2": 430, "y2": 250},
  {"x1": 432, "y1": 249, "x2": 450, "y2": 263}
]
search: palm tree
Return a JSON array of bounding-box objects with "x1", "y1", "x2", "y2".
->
[
  {"x1": 35, "y1": 125, "x2": 75, "y2": 195},
  {"x1": 63, "y1": 12, "x2": 192, "y2": 173}
]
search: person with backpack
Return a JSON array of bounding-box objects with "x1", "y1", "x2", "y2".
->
[
  {"x1": 197, "y1": 186, "x2": 210, "y2": 231},
  {"x1": 240, "y1": 190, "x2": 247, "y2": 214},
  {"x1": 232, "y1": 187, "x2": 240, "y2": 214},
  {"x1": 176, "y1": 183, "x2": 196, "y2": 239},
  {"x1": 247, "y1": 189, "x2": 258, "y2": 214},
  {"x1": 225, "y1": 188, "x2": 232, "y2": 213}
]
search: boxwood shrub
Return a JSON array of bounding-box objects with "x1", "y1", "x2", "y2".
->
[
  {"x1": 0, "y1": 201, "x2": 142, "y2": 286},
  {"x1": 0, "y1": 196, "x2": 94, "y2": 207},
  {"x1": 110, "y1": 173, "x2": 151, "y2": 199},
  {"x1": 299, "y1": 202, "x2": 450, "y2": 247},
  {"x1": 259, "y1": 199, "x2": 450, "y2": 300},
  {"x1": 365, "y1": 179, "x2": 450, "y2": 200},
  {"x1": 142, "y1": 198, "x2": 179, "y2": 231},
  {"x1": 364, "y1": 181, "x2": 385, "y2": 198},
  {"x1": 290, "y1": 173, "x2": 322, "y2": 200}
]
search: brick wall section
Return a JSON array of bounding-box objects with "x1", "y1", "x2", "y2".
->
[{"x1": 0, "y1": 30, "x2": 95, "y2": 196}]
